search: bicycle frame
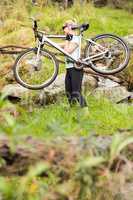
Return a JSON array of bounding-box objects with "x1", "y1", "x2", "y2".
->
[{"x1": 36, "y1": 31, "x2": 109, "y2": 66}]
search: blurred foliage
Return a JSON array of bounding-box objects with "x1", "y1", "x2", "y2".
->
[
  {"x1": 0, "y1": 131, "x2": 132, "y2": 200},
  {"x1": 0, "y1": 0, "x2": 133, "y2": 90}
]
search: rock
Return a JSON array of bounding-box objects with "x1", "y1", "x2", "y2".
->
[
  {"x1": 1, "y1": 84, "x2": 29, "y2": 101},
  {"x1": 37, "y1": 73, "x2": 98, "y2": 105},
  {"x1": 83, "y1": 73, "x2": 98, "y2": 92},
  {"x1": 98, "y1": 77, "x2": 120, "y2": 88},
  {"x1": 37, "y1": 73, "x2": 66, "y2": 105},
  {"x1": 1, "y1": 73, "x2": 97, "y2": 105},
  {"x1": 124, "y1": 35, "x2": 133, "y2": 50},
  {"x1": 92, "y1": 86, "x2": 132, "y2": 103},
  {"x1": 117, "y1": 92, "x2": 133, "y2": 104}
]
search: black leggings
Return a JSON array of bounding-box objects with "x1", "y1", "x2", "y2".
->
[{"x1": 65, "y1": 67, "x2": 87, "y2": 107}]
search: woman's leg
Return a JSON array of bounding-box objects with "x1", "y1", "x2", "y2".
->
[
  {"x1": 70, "y1": 68, "x2": 87, "y2": 107},
  {"x1": 65, "y1": 69, "x2": 72, "y2": 105}
]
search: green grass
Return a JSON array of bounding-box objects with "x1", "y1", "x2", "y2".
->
[{"x1": 1, "y1": 96, "x2": 132, "y2": 139}]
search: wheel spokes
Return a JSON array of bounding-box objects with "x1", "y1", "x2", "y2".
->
[
  {"x1": 16, "y1": 51, "x2": 56, "y2": 87},
  {"x1": 87, "y1": 36, "x2": 127, "y2": 73}
]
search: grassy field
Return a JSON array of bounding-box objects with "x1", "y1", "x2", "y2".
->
[
  {"x1": 0, "y1": 2, "x2": 133, "y2": 46},
  {"x1": 1, "y1": 95, "x2": 133, "y2": 139}
]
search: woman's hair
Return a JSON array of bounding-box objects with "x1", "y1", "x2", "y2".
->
[
  {"x1": 63, "y1": 19, "x2": 77, "y2": 27},
  {"x1": 62, "y1": 19, "x2": 78, "y2": 35}
]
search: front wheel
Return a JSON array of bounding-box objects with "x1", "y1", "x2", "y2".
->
[
  {"x1": 84, "y1": 34, "x2": 130, "y2": 75},
  {"x1": 13, "y1": 48, "x2": 59, "y2": 90}
]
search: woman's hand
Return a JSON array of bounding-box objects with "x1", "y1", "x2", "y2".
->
[
  {"x1": 66, "y1": 34, "x2": 73, "y2": 41},
  {"x1": 76, "y1": 58, "x2": 82, "y2": 65}
]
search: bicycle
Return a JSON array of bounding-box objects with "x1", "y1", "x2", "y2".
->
[{"x1": 13, "y1": 18, "x2": 130, "y2": 90}]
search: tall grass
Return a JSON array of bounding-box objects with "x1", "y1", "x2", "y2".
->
[{"x1": 0, "y1": 1, "x2": 133, "y2": 45}]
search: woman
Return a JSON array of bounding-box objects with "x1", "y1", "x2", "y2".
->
[{"x1": 60, "y1": 20, "x2": 87, "y2": 108}]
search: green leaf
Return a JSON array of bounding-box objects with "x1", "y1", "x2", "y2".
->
[
  {"x1": 3, "y1": 113, "x2": 15, "y2": 127},
  {"x1": 77, "y1": 156, "x2": 106, "y2": 169},
  {"x1": 27, "y1": 162, "x2": 50, "y2": 178},
  {"x1": 110, "y1": 134, "x2": 121, "y2": 160},
  {"x1": 110, "y1": 134, "x2": 133, "y2": 161},
  {"x1": 116, "y1": 137, "x2": 133, "y2": 156}
]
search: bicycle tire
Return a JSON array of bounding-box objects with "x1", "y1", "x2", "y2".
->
[
  {"x1": 84, "y1": 33, "x2": 130, "y2": 75},
  {"x1": 13, "y1": 48, "x2": 59, "y2": 90}
]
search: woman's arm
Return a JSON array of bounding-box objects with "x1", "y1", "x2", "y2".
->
[
  {"x1": 64, "y1": 41, "x2": 78, "y2": 54},
  {"x1": 58, "y1": 39, "x2": 78, "y2": 53}
]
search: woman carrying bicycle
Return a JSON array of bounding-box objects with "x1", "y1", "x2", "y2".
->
[
  {"x1": 13, "y1": 18, "x2": 130, "y2": 102},
  {"x1": 60, "y1": 20, "x2": 88, "y2": 108}
]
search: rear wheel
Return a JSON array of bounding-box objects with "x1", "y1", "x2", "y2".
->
[
  {"x1": 13, "y1": 48, "x2": 59, "y2": 90},
  {"x1": 84, "y1": 34, "x2": 130, "y2": 75}
]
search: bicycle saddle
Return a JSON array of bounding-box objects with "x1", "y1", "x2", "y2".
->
[{"x1": 71, "y1": 23, "x2": 89, "y2": 32}]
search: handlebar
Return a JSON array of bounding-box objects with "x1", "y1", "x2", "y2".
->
[
  {"x1": 30, "y1": 17, "x2": 41, "y2": 40},
  {"x1": 71, "y1": 23, "x2": 89, "y2": 32},
  {"x1": 30, "y1": 17, "x2": 38, "y2": 31},
  {"x1": 29, "y1": 17, "x2": 89, "y2": 41}
]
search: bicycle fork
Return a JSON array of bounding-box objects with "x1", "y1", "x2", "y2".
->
[
  {"x1": 36, "y1": 41, "x2": 42, "y2": 59},
  {"x1": 28, "y1": 41, "x2": 42, "y2": 71}
]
